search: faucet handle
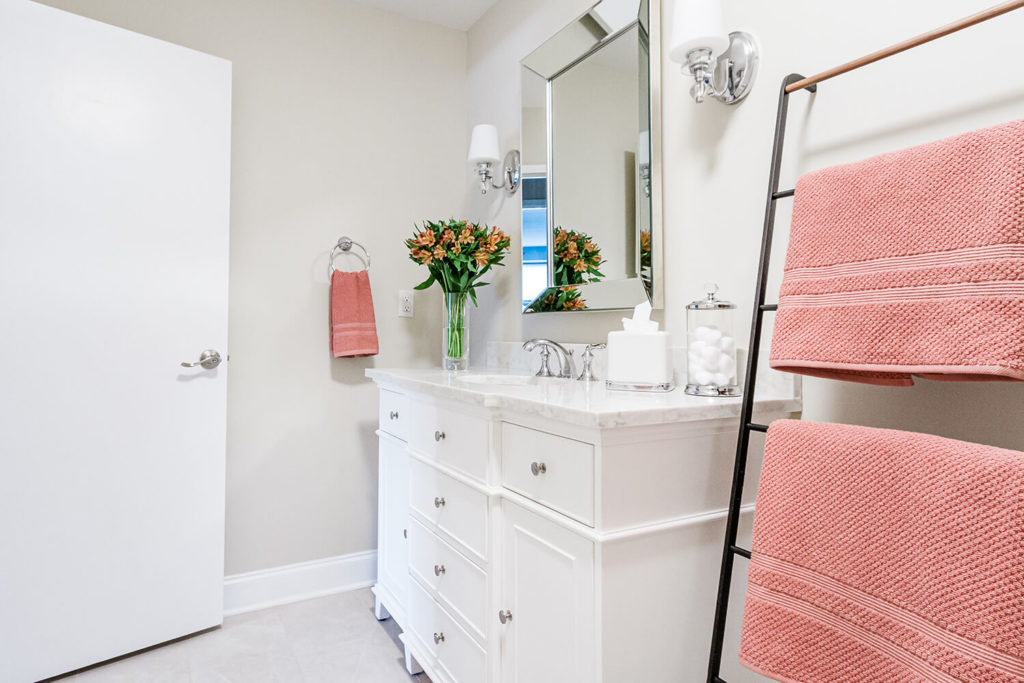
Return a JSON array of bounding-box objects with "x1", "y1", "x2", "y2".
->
[
  {"x1": 535, "y1": 345, "x2": 553, "y2": 377},
  {"x1": 578, "y1": 343, "x2": 606, "y2": 382},
  {"x1": 523, "y1": 339, "x2": 555, "y2": 377}
]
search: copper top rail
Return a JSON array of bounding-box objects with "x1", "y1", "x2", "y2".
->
[{"x1": 786, "y1": 0, "x2": 1024, "y2": 93}]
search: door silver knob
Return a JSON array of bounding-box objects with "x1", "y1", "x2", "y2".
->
[
  {"x1": 498, "y1": 609, "x2": 513, "y2": 624},
  {"x1": 434, "y1": 564, "x2": 446, "y2": 576},
  {"x1": 434, "y1": 430, "x2": 446, "y2": 442},
  {"x1": 181, "y1": 349, "x2": 222, "y2": 370},
  {"x1": 434, "y1": 496, "x2": 446, "y2": 508},
  {"x1": 531, "y1": 462, "x2": 547, "y2": 476},
  {"x1": 433, "y1": 632, "x2": 445, "y2": 644},
  {"x1": 389, "y1": 411, "x2": 399, "y2": 420}
]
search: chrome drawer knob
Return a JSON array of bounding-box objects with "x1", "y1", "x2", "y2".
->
[
  {"x1": 434, "y1": 564, "x2": 446, "y2": 576},
  {"x1": 403, "y1": 528, "x2": 407, "y2": 539},
  {"x1": 433, "y1": 632, "x2": 445, "y2": 644},
  {"x1": 434, "y1": 496, "x2": 446, "y2": 508},
  {"x1": 434, "y1": 430, "x2": 446, "y2": 442},
  {"x1": 389, "y1": 410, "x2": 399, "y2": 420},
  {"x1": 530, "y1": 461, "x2": 547, "y2": 476},
  {"x1": 498, "y1": 609, "x2": 513, "y2": 624}
]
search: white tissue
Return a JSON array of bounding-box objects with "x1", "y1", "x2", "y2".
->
[
  {"x1": 621, "y1": 300, "x2": 658, "y2": 333},
  {"x1": 688, "y1": 325, "x2": 737, "y2": 386}
]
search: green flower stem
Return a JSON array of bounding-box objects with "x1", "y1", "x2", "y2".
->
[{"x1": 446, "y1": 291, "x2": 467, "y2": 360}]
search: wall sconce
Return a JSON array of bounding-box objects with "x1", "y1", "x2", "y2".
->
[
  {"x1": 468, "y1": 124, "x2": 521, "y2": 195},
  {"x1": 669, "y1": 0, "x2": 758, "y2": 105}
]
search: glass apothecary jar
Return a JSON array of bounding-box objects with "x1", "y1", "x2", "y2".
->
[{"x1": 686, "y1": 283, "x2": 741, "y2": 397}]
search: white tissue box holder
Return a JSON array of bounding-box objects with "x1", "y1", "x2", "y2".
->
[{"x1": 605, "y1": 330, "x2": 675, "y2": 393}]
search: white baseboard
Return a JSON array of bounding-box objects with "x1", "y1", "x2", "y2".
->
[{"x1": 223, "y1": 550, "x2": 377, "y2": 617}]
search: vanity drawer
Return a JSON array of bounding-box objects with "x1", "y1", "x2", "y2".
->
[
  {"x1": 379, "y1": 389, "x2": 408, "y2": 441},
  {"x1": 501, "y1": 422, "x2": 595, "y2": 527},
  {"x1": 408, "y1": 580, "x2": 486, "y2": 683},
  {"x1": 409, "y1": 400, "x2": 488, "y2": 482},
  {"x1": 408, "y1": 517, "x2": 487, "y2": 642},
  {"x1": 408, "y1": 457, "x2": 488, "y2": 564}
]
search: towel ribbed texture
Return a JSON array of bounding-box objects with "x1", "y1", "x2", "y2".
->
[
  {"x1": 739, "y1": 420, "x2": 1024, "y2": 683},
  {"x1": 330, "y1": 269, "x2": 378, "y2": 358},
  {"x1": 770, "y1": 119, "x2": 1024, "y2": 385}
]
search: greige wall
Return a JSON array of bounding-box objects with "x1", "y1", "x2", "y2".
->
[
  {"x1": 468, "y1": 0, "x2": 1024, "y2": 451},
  {"x1": 40, "y1": 0, "x2": 466, "y2": 574}
]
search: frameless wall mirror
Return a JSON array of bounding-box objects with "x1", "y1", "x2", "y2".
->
[{"x1": 521, "y1": 0, "x2": 662, "y2": 313}]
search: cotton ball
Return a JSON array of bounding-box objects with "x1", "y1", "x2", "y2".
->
[
  {"x1": 696, "y1": 370, "x2": 715, "y2": 385},
  {"x1": 713, "y1": 373, "x2": 730, "y2": 386},
  {"x1": 694, "y1": 326, "x2": 723, "y2": 344},
  {"x1": 689, "y1": 339, "x2": 707, "y2": 355},
  {"x1": 701, "y1": 346, "x2": 721, "y2": 366},
  {"x1": 718, "y1": 355, "x2": 736, "y2": 376},
  {"x1": 720, "y1": 336, "x2": 735, "y2": 352}
]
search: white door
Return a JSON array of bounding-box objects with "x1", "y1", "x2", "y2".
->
[
  {"x1": 500, "y1": 501, "x2": 596, "y2": 683},
  {"x1": 0, "y1": 2, "x2": 231, "y2": 681}
]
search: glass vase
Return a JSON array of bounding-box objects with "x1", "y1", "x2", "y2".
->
[{"x1": 443, "y1": 291, "x2": 470, "y2": 372}]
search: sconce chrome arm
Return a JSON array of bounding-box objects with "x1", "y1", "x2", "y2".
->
[
  {"x1": 681, "y1": 31, "x2": 758, "y2": 105},
  {"x1": 475, "y1": 150, "x2": 521, "y2": 196}
]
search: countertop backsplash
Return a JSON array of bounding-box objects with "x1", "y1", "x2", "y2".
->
[{"x1": 485, "y1": 341, "x2": 800, "y2": 402}]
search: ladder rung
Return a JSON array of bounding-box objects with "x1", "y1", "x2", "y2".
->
[
  {"x1": 747, "y1": 422, "x2": 769, "y2": 432},
  {"x1": 772, "y1": 188, "x2": 795, "y2": 199},
  {"x1": 759, "y1": 303, "x2": 778, "y2": 312},
  {"x1": 730, "y1": 545, "x2": 752, "y2": 559}
]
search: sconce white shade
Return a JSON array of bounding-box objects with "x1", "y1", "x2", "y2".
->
[
  {"x1": 468, "y1": 124, "x2": 501, "y2": 164},
  {"x1": 669, "y1": 0, "x2": 729, "y2": 63}
]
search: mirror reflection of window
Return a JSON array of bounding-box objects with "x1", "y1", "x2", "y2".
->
[{"x1": 521, "y1": 176, "x2": 548, "y2": 307}]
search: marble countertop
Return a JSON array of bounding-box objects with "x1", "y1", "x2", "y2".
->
[{"x1": 365, "y1": 368, "x2": 802, "y2": 429}]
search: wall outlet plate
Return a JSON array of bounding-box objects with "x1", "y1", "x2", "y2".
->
[{"x1": 398, "y1": 290, "x2": 414, "y2": 318}]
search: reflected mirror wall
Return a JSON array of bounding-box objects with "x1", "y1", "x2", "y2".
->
[{"x1": 521, "y1": 0, "x2": 662, "y2": 313}]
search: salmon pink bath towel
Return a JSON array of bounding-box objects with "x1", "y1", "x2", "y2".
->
[
  {"x1": 330, "y1": 269, "x2": 378, "y2": 358},
  {"x1": 740, "y1": 420, "x2": 1024, "y2": 683},
  {"x1": 770, "y1": 119, "x2": 1024, "y2": 385}
]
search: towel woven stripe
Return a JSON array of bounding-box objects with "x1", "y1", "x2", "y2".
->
[
  {"x1": 746, "y1": 584, "x2": 962, "y2": 683},
  {"x1": 784, "y1": 244, "x2": 1024, "y2": 281},
  {"x1": 751, "y1": 554, "x2": 1024, "y2": 677}
]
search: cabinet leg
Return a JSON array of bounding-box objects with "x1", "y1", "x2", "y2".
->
[
  {"x1": 404, "y1": 643, "x2": 424, "y2": 676},
  {"x1": 374, "y1": 595, "x2": 390, "y2": 621}
]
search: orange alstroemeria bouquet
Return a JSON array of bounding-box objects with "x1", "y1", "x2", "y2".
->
[
  {"x1": 406, "y1": 219, "x2": 512, "y2": 302},
  {"x1": 406, "y1": 219, "x2": 511, "y2": 369}
]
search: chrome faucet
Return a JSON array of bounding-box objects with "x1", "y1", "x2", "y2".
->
[{"x1": 522, "y1": 339, "x2": 575, "y2": 379}]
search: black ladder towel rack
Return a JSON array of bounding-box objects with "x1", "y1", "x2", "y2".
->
[{"x1": 703, "y1": 3, "x2": 1024, "y2": 681}]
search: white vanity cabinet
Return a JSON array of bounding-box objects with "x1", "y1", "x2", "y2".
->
[{"x1": 368, "y1": 369, "x2": 800, "y2": 683}]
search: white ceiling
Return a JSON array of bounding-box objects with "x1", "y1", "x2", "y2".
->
[{"x1": 356, "y1": 0, "x2": 500, "y2": 30}]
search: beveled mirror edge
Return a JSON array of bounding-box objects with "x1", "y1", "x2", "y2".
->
[
  {"x1": 520, "y1": 0, "x2": 664, "y2": 314},
  {"x1": 648, "y1": 0, "x2": 664, "y2": 309}
]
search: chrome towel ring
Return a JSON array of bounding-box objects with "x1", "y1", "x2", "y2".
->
[{"x1": 328, "y1": 236, "x2": 371, "y2": 277}]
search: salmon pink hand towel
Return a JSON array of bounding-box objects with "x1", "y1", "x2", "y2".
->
[
  {"x1": 330, "y1": 269, "x2": 378, "y2": 358},
  {"x1": 770, "y1": 119, "x2": 1024, "y2": 386},
  {"x1": 740, "y1": 420, "x2": 1024, "y2": 683}
]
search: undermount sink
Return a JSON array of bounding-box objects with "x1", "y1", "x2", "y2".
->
[{"x1": 455, "y1": 373, "x2": 537, "y2": 387}]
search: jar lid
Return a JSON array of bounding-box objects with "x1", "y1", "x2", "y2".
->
[{"x1": 687, "y1": 282, "x2": 736, "y2": 310}]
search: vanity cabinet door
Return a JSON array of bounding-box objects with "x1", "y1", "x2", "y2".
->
[
  {"x1": 499, "y1": 501, "x2": 596, "y2": 683},
  {"x1": 377, "y1": 435, "x2": 409, "y2": 609}
]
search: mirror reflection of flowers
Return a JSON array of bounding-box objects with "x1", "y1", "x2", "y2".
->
[
  {"x1": 524, "y1": 285, "x2": 586, "y2": 313},
  {"x1": 553, "y1": 227, "x2": 604, "y2": 286}
]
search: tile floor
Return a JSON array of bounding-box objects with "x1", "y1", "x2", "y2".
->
[{"x1": 59, "y1": 589, "x2": 431, "y2": 683}]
